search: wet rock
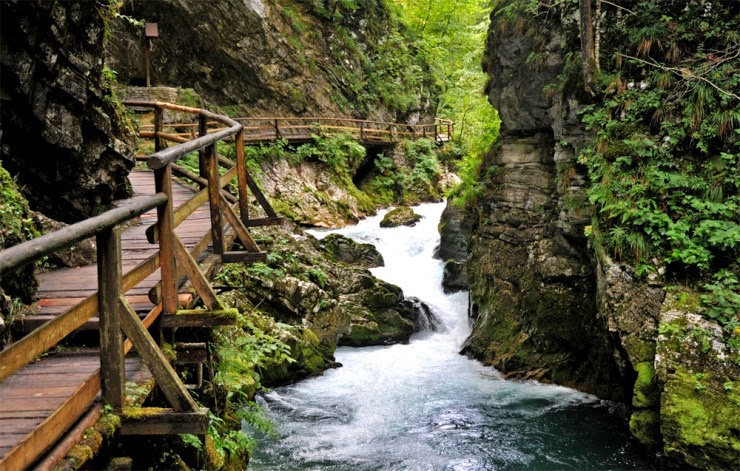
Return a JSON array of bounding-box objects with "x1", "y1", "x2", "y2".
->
[
  {"x1": 380, "y1": 206, "x2": 422, "y2": 228},
  {"x1": 437, "y1": 201, "x2": 468, "y2": 262},
  {"x1": 320, "y1": 233, "x2": 384, "y2": 268},
  {"x1": 442, "y1": 260, "x2": 467, "y2": 293}
]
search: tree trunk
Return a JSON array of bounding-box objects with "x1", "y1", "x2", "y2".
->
[{"x1": 579, "y1": 0, "x2": 598, "y2": 95}]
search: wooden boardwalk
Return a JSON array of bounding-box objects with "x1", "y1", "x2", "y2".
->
[{"x1": 0, "y1": 169, "x2": 206, "y2": 469}]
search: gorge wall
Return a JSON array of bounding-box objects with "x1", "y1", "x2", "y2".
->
[
  {"x1": 106, "y1": 0, "x2": 436, "y2": 123},
  {"x1": 0, "y1": 1, "x2": 134, "y2": 223},
  {"x1": 463, "y1": 1, "x2": 740, "y2": 468}
]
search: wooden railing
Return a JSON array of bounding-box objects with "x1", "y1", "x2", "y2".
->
[
  {"x1": 140, "y1": 116, "x2": 454, "y2": 145},
  {"x1": 0, "y1": 101, "x2": 281, "y2": 469}
]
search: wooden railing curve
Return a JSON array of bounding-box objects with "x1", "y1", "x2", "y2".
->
[
  {"x1": 0, "y1": 101, "x2": 281, "y2": 470},
  {"x1": 140, "y1": 115, "x2": 454, "y2": 145}
]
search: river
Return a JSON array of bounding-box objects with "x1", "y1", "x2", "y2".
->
[{"x1": 250, "y1": 202, "x2": 648, "y2": 470}]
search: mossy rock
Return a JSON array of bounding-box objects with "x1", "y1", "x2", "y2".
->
[
  {"x1": 632, "y1": 361, "x2": 659, "y2": 408},
  {"x1": 379, "y1": 206, "x2": 422, "y2": 228},
  {"x1": 629, "y1": 409, "x2": 661, "y2": 450},
  {"x1": 320, "y1": 233, "x2": 384, "y2": 267},
  {"x1": 661, "y1": 371, "x2": 740, "y2": 469}
]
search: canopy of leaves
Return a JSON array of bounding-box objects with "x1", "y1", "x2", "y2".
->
[{"x1": 391, "y1": 0, "x2": 501, "y2": 203}]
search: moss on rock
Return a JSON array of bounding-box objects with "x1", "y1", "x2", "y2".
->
[
  {"x1": 661, "y1": 371, "x2": 740, "y2": 469},
  {"x1": 629, "y1": 409, "x2": 661, "y2": 450},
  {"x1": 632, "y1": 362, "x2": 659, "y2": 408}
]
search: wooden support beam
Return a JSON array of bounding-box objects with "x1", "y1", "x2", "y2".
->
[
  {"x1": 235, "y1": 130, "x2": 250, "y2": 227},
  {"x1": 97, "y1": 227, "x2": 124, "y2": 411},
  {"x1": 221, "y1": 251, "x2": 267, "y2": 264},
  {"x1": 172, "y1": 234, "x2": 222, "y2": 310},
  {"x1": 219, "y1": 194, "x2": 260, "y2": 252},
  {"x1": 117, "y1": 296, "x2": 198, "y2": 412},
  {"x1": 160, "y1": 309, "x2": 238, "y2": 328},
  {"x1": 120, "y1": 407, "x2": 209, "y2": 435},
  {"x1": 244, "y1": 172, "x2": 278, "y2": 218},
  {"x1": 154, "y1": 166, "x2": 178, "y2": 316},
  {"x1": 242, "y1": 217, "x2": 284, "y2": 228},
  {"x1": 205, "y1": 143, "x2": 224, "y2": 254},
  {"x1": 173, "y1": 343, "x2": 207, "y2": 364}
]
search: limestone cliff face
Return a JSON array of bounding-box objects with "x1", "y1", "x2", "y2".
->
[
  {"x1": 0, "y1": 1, "x2": 134, "y2": 223},
  {"x1": 467, "y1": 1, "x2": 740, "y2": 466},
  {"x1": 106, "y1": 0, "x2": 436, "y2": 123},
  {"x1": 462, "y1": 2, "x2": 626, "y2": 400}
]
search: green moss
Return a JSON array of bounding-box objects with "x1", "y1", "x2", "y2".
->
[
  {"x1": 341, "y1": 322, "x2": 381, "y2": 346},
  {"x1": 622, "y1": 336, "x2": 656, "y2": 363},
  {"x1": 629, "y1": 409, "x2": 661, "y2": 449},
  {"x1": 633, "y1": 361, "x2": 659, "y2": 408},
  {"x1": 661, "y1": 371, "x2": 740, "y2": 468}
]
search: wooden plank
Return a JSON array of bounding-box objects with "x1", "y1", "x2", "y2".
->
[
  {"x1": 243, "y1": 217, "x2": 284, "y2": 228},
  {"x1": 117, "y1": 296, "x2": 197, "y2": 412},
  {"x1": 160, "y1": 310, "x2": 238, "y2": 328},
  {"x1": 0, "y1": 370, "x2": 100, "y2": 471},
  {"x1": 221, "y1": 251, "x2": 267, "y2": 264},
  {"x1": 121, "y1": 407, "x2": 209, "y2": 435}
]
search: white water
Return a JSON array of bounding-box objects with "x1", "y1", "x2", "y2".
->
[{"x1": 250, "y1": 202, "x2": 646, "y2": 470}]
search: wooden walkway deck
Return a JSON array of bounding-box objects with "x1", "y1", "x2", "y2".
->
[{"x1": 0, "y1": 169, "x2": 207, "y2": 469}]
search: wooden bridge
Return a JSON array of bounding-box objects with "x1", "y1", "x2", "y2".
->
[
  {"x1": 0, "y1": 103, "x2": 452, "y2": 469},
  {"x1": 140, "y1": 115, "x2": 453, "y2": 146}
]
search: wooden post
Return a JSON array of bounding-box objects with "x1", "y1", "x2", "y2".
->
[
  {"x1": 97, "y1": 227, "x2": 124, "y2": 410},
  {"x1": 155, "y1": 166, "x2": 178, "y2": 315},
  {"x1": 154, "y1": 107, "x2": 164, "y2": 152},
  {"x1": 360, "y1": 121, "x2": 365, "y2": 141},
  {"x1": 205, "y1": 143, "x2": 224, "y2": 254},
  {"x1": 274, "y1": 119, "x2": 280, "y2": 139},
  {"x1": 197, "y1": 114, "x2": 208, "y2": 190},
  {"x1": 235, "y1": 130, "x2": 249, "y2": 226}
]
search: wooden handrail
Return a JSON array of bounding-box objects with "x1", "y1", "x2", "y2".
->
[{"x1": 0, "y1": 194, "x2": 167, "y2": 276}]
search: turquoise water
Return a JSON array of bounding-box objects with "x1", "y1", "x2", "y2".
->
[{"x1": 250, "y1": 203, "x2": 648, "y2": 470}]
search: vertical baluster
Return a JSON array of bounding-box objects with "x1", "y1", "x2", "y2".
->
[
  {"x1": 98, "y1": 227, "x2": 124, "y2": 410},
  {"x1": 235, "y1": 128, "x2": 249, "y2": 226},
  {"x1": 206, "y1": 141, "x2": 224, "y2": 254},
  {"x1": 154, "y1": 107, "x2": 164, "y2": 152},
  {"x1": 155, "y1": 166, "x2": 178, "y2": 315},
  {"x1": 197, "y1": 113, "x2": 208, "y2": 190}
]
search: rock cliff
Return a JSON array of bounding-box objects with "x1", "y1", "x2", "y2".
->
[
  {"x1": 462, "y1": 1, "x2": 623, "y2": 398},
  {"x1": 106, "y1": 0, "x2": 436, "y2": 123},
  {"x1": 0, "y1": 1, "x2": 134, "y2": 223},
  {"x1": 464, "y1": 1, "x2": 739, "y2": 467}
]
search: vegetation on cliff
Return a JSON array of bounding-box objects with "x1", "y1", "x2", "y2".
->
[{"x1": 575, "y1": 1, "x2": 739, "y2": 346}]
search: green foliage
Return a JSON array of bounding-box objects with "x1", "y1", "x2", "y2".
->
[
  {"x1": 576, "y1": 0, "x2": 739, "y2": 310},
  {"x1": 0, "y1": 165, "x2": 39, "y2": 249},
  {"x1": 701, "y1": 270, "x2": 740, "y2": 333},
  {"x1": 394, "y1": 0, "x2": 501, "y2": 206}
]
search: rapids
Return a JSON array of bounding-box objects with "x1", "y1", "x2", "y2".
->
[{"x1": 250, "y1": 202, "x2": 648, "y2": 470}]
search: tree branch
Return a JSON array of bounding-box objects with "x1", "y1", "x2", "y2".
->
[{"x1": 617, "y1": 53, "x2": 740, "y2": 101}]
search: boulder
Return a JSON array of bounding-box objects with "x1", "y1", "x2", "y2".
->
[
  {"x1": 380, "y1": 206, "x2": 422, "y2": 228},
  {"x1": 442, "y1": 260, "x2": 467, "y2": 293},
  {"x1": 320, "y1": 233, "x2": 384, "y2": 268}
]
